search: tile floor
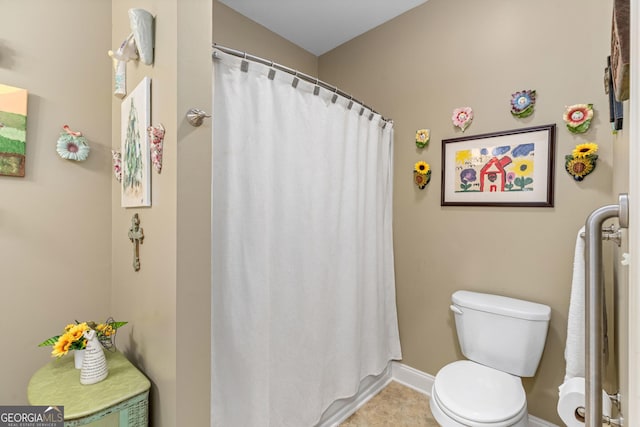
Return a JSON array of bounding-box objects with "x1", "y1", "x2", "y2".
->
[{"x1": 339, "y1": 381, "x2": 439, "y2": 427}]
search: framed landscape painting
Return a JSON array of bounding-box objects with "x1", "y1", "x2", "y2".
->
[
  {"x1": 0, "y1": 84, "x2": 28, "y2": 177},
  {"x1": 121, "y1": 77, "x2": 151, "y2": 207}
]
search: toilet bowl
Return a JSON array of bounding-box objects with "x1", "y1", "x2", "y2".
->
[
  {"x1": 429, "y1": 361, "x2": 528, "y2": 427},
  {"x1": 430, "y1": 291, "x2": 551, "y2": 427}
]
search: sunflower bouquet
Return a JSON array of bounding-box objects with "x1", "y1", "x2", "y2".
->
[{"x1": 38, "y1": 319, "x2": 127, "y2": 358}]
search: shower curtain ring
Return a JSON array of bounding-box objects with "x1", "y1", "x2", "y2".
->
[{"x1": 186, "y1": 108, "x2": 212, "y2": 127}]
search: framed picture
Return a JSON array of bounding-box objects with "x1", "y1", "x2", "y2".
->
[
  {"x1": 121, "y1": 77, "x2": 151, "y2": 207},
  {"x1": 0, "y1": 84, "x2": 28, "y2": 177},
  {"x1": 441, "y1": 124, "x2": 555, "y2": 207}
]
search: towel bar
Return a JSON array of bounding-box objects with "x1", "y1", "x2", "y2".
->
[{"x1": 580, "y1": 224, "x2": 622, "y2": 246}]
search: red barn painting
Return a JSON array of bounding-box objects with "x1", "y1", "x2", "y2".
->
[{"x1": 480, "y1": 156, "x2": 512, "y2": 192}]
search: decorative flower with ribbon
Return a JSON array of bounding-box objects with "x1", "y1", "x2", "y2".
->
[
  {"x1": 452, "y1": 107, "x2": 473, "y2": 132},
  {"x1": 510, "y1": 90, "x2": 536, "y2": 118},
  {"x1": 56, "y1": 125, "x2": 90, "y2": 161},
  {"x1": 111, "y1": 150, "x2": 123, "y2": 182},
  {"x1": 414, "y1": 161, "x2": 431, "y2": 190},
  {"x1": 563, "y1": 104, "x2": 594, "y2": 134},
  {"x1": 148, "y1": 123, "x2": 165, "y2": 173},
  {"x1": 415, "y1": 129, "x2": 430, "y2": 149},
  {"x1": 565, "y1": 142, "x2": 598, "y2": 181}
]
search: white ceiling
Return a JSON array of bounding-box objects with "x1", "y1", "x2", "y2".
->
[{"x1": 219, "y1": 0, "x2": 429, "y2": 56}]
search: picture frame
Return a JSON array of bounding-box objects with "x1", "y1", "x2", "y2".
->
[
  {"x1": 441, "y1": 124, "x2": 555, "y2": 207},
  {"x1": 121, "y1": 77, "x2": 151, "y2": 208},
  {"x1": 0, "y1": 84, "x2": 28, "y2": 177}
]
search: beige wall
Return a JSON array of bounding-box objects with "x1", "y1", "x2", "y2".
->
[
  {"x1": 319, "y1": 0, "x2": 615, "y2": 423},
  {"x1": 0, "y1": 0, "x2": 112, "y2": 405},
  {"x1": 112, "y1": 1, "x2": 216, "y2": 426},
  {"x1": 176, "y1": 0, "x2": 213, "y2": 426}
]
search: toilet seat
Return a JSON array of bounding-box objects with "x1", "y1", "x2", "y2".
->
[{"x1": 431, "y1": 361, "x2": 527, "y2": 427}]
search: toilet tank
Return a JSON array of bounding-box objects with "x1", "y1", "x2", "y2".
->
[{"x1": 451, "y1": 290, "x2": 551, "y2": 377}]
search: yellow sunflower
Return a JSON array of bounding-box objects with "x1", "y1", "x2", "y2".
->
[
  {"x1": 572, "y1": 142, "x2": 598, "y2": 158},
  {"x1": 96, "y1": 323, "x2": 115, "y2": 337},
  {"x1": 67, "y1": 323, "x2": 89, "y2": 341},
  {"x1": 414, "y1": 161, "x2": 430, "y2": 175},
  {"x1": 566, "y1": 157, "x2": 595, "y2": 180},
  {"x1": 512, "y1": 159, "x2": 534, "y2": 176},
  {"x1": 51, "y1": 333, "x2": 74, "y2": 357}
]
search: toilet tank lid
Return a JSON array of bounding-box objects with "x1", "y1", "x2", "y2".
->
[{"x1": 452, "y1": 290, "x2": 551, "y2": 321}]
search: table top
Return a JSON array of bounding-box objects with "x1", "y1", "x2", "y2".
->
[{"x1": 28, "y1": 350, "x2": 150, "y2": 420}]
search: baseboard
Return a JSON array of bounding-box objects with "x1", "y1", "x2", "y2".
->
[
  {"x1": 390, "y1": 361, "x2": 560, "y2": 427},
  {"x1": 390, "y1": 361, "x2": 434, "y2": 395}
]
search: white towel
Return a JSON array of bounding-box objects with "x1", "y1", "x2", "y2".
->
[{"x1": 564, "y1": 226, "x2": 585, "y2": 381}]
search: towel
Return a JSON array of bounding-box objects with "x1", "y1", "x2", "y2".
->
[{"x1": 564, "y1": 226, "x2": 585, "y2": 381}]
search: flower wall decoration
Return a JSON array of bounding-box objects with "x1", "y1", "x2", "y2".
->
[
  {"x1": 415, "y1": 129, "x2": 430, "y2": 149},
  {"x1": 414, "y1": 160, "x2": 431, "y2": 189},
  {"x1": 148, "y1": 123, "x2": 165, "y2": 173},
  {"x1": 565, "y1": 142, "x2": 598, "y2": 181},
  {"x1": 563, "y1": 104, "x2": 594, "y2": 134},
  {"x1": 38, "y1": 318, "x2": 128, "y2": 357},
  {"x1": 510, "y1": 90, "x2": 536, "y2": 118},
  {"x1": 56, "y1": 125, "x2": 90, "y2": 161},
  {"x1": 452, "y1": 107, "x2": 473, "y2": 132},
  {"x1": 112, "y1": 150, "x2": 123, "y2": 182}
]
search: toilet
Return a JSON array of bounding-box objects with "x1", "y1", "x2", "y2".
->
[{"x1": 430, "y1": 290, "x2": 551, "y2": 427}]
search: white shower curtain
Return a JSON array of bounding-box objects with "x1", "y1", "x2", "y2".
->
[{"x1": 211, "y1": 50, "x2": 402, "y2": 427}]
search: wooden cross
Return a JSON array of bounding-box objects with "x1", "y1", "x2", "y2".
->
[{"x1": 128, "y1": 213, "x2": 144, "y2": 271}]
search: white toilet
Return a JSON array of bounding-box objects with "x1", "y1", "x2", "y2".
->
[{"x1": 430, "y1": 290, "x2": 551, "y2": 427}]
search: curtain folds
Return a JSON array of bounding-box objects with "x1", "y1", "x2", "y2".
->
[{"x1": 211, "y1": 50, "x2": 401, "y2": 427}]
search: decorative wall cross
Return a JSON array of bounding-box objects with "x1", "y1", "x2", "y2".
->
[{"x1": 128, "y1": 213, "x2": 144, "y2": 271}]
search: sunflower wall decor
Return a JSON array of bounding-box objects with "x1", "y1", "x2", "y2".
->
[
  {"x1": 510, "y1": 90, "x2": 536, "y2": 118},
  {"x1": 563, "y1": 104, "x2": 594, "y2": 134},
  {"x1": 414, "y1": 161, "x2": 431, "y2": 190},
  {"x1": 415, "y1": 129, "x2": 430, "y2": 149},
  {"x1": 565, "y1": 142, "x2": 598, "y2": 181}
]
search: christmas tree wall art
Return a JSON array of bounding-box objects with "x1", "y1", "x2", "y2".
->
[{"x1": 121, "y1": 77, "x2": 151, "y2": 207}]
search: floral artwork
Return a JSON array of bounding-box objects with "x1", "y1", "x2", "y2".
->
[
  {"x1": 121, "y1": 77, "x2": 151, "y2": 207},
  {"x1": 441, "y1": 125, "x2": 555, "y2": 207},
  {"x1": 38, "y1": 319, "x2": 127, "y2": 357},
  {"x1": 112, "y1": 150, "x2": 123, "y2": 182},
  {"x1": 0, "y1": 84, "x2": 28, "y2": 177},
  {"x1": 56, "y1": 125, "x2": 90, "y2": 161},
  {"x1": 510, "y1": 90, "x2": 536, "y2": 118},
  {"x1": 148, "y1": 123, "x2": 165, "y2": 173},
  {"x1": 565, "y1": 142, "x2": 598, "y2": 181},
  {"x1": 455, "y1": 143, "x2": 535, "y2": 193},
  {"x1": 563, "y1": 104, "x2": 594, "y2": 133},
  {"x1": 415, "y1": 129, "x2": 430, "y2": 149},
  {"x1": 452, "y1": 107, "x2": 473, "y2": 132},
  {"x1": 414, "y1": 161, "x2": 431, "y2": 189}
]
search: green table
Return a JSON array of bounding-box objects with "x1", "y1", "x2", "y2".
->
[{"x1": 28, "y1": 350, "x2": 150, "y2": 426}]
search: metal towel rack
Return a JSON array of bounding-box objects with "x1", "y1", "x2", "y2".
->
[{"x1": 585, "y1": 193, "x2": 629, "y2": 426}]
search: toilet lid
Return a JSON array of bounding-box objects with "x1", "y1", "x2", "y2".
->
[{"x1": 433, "y1": 361, "x2": 526, "y2": 424}]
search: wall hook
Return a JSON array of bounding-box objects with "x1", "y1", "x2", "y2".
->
[{"x1": 186, "y1": 108, "x2": 211, "y2": 127}]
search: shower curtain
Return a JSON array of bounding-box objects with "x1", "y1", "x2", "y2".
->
[{"x1": 211, "y1": 49, "x2": 402, "y2": 427}]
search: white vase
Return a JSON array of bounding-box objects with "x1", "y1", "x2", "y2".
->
[
  {"x1": 73, "y1": 349, "x2": 85, "y2": 369},
  {"x1": 80, "y1": 330, "x2": 109, "y2": 385},
  {"x1": 128, "y1": 8, "x2": 154, "y2": 65}
]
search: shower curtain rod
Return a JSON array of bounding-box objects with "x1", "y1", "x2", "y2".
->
[{"x1": 212, "y1": 43, "x2": 393, "y2": 125}]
